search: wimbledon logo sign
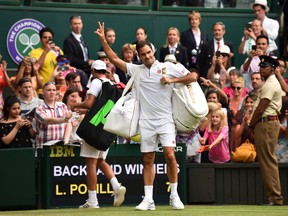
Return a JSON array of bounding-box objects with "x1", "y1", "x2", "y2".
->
[{"x1": 7, "y1": 18, "x2": 45, "y2": 64}]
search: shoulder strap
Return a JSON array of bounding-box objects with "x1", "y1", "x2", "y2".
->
[{"x1": 122, "y1": 66, "x2": 141, "y2": 97}]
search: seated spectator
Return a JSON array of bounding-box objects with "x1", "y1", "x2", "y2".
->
[
  {"x1": 17, "y1": 77, "x2": 44, "y2": 116},
  {"x1": 50, "y1": 66, "x2": 67, "y2": 102},
  {"x1": 56, "y1": 55, "x2": 88, "y2": 90},
  {"x1": 62, "y1": 87, "x2": 84, "y2": 143},
  {"x1": 234, "y1": 92, "x2": 257, "y2": 150},
  {"x1": 11, "y1": 57, "x2": 43, "y2": 97},
  {"x1": 223, "y1": 68, "x2": 248, "y2": 98},
  {"x1": 206, "y1": 45, "x2": 234, "y2": 87},
  {"x1": 0, "y1": 96, "x2": 35, "y2": 148},
  {"x1": 229, "y1": 77, "x2": 247, "y2": 152},
  {"x1": 275, "y1": 58, "x2": 288, "y2": 93},
  {"x1": 35, "y1": 82, "x2": 72, "y2": 149},
  {"x1": 65, "y1": 72, "x2": 86, "y2": 100},
  {"x1": 199, "y1": 108, "x2": 230, "y2": 163},
  {"x1": 249, "y1": 71, "x2": 264, "y2": 96}
]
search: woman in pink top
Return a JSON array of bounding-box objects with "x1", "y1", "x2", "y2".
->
[{"x1": 199, "y1": 109, "x2": 230, "y2": 163}]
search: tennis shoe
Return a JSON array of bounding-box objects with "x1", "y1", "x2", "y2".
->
[
  {"x1": 169, "y1": 195, "x2": 184, "y2": 210},
  {"x1": 79, "y1": 200, "x2": 99, "y2": 209},
  {"x1": 135, "y1": 197, "x2": 155, "y2": 211},
  {"x1": 113, "y1": 186, "x2": 126, "y2": 207}
]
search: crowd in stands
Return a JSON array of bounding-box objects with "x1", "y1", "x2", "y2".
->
[{"x1": 0, "y1": 0, "x2": 287, "y2": 165}]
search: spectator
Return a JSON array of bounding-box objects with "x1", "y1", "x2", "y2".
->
[
  {"x1": 116, "y1": 43, "x2": 137, "y2": 84},
  {"x1": 95, "y1": 22, "x2": 197, "y2": 210},
  {"x1": 238, "y1": 19, "x2": 264, "y2": 55},
  {"x1": 99, "y1": 28, "x2": 116, "y2": 52},
  {"x1": 249, "y1": 55, "x2": 283, "y2": 206},
  {"x1": 74, "y1": 60, "x2": 126, "y2": 209},
  {"x1": 56, "y1": 55, "x2": 88, "y2": 90},
  {"x1": 240, "y1": 34, "x2": 270, "y2": 90},
  {"x1": 49, "y1": 65, "x2": 68, "y2": 102},
  {"x1": 0, "y1": 59, "x2": 11, "y2": 105},
  {"x1": 63, "y1": 16, "x2": 94, "y2": 77},
  {"x1": 275, "y1": 58, "x2": 288, "y2": 93},
  {"x1": 249, "y1": 71, "x2": 265, "y2": 96},
  {"x1": 35, "y1": 82, "x2": 72, "y2": 149},
  {"x1": 17, "y1": 77, "x2": 44, "y2": 115},
  {"x1": 198, "y1": 21, "x2": 234, "y2": 78},
  {"x1": 29, "y1": 27, "x2": 63, "y2": 95},
  {"x1": 250, "y1": 0, "x2": 279, "y2": 54},
  {"x1": 12, "y1": 57, "x2": 43, "y2": 97},
  {"x1": 62, "y1": 87, "x2": 83, "y2": 143},
  {"x1": 132, "y1": 27, "x2": 156, "y2": 64},
  {"x1": 229, "y1": 77, "x2": 247, "y2": 152},
  {"x1": 180, "y1": 11, "x2": 209, "y2": 69},
  {"x1": 0, "y1": 96, "x2": 35, "y2": 148},
  {"x1": 65, "y1": 72, "x2": 86, "y2": 101},
  {"x1": 199, "y1": 109, "x2": 230, "y2": 163},
  {"x1": 276, "y1": 98, "x2": 288, "y2": 162},
  {"x1": 159, "y1": 27, "x2": 189, "y2": 68},
  {"x1": 223, "y1": 68, "x2": 248, "y2": 98},
  {"x1": 206, "y1": 45, "x2": 234, "y2": 87},
  {"x1": 234, "y1": 92, "x2": 257, "y2": 150}
]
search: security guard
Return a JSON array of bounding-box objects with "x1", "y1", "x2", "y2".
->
[{"x1": 249, "y1": 55, "x2": 283, "y2": 205}]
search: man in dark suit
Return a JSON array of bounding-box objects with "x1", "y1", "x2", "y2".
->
[
  {"x1": 63, "y1": 16, "x2": 94, "y2": 79},
  {"x1": 197, "y1": 21, "x2": 234, "y2": 78}
]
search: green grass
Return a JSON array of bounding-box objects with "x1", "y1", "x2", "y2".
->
[{"x1": 1, "y1": 205, "x2": 288, "y2": 216}]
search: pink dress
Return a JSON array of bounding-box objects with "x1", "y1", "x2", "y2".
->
[{"x1": 203, "y1": 125, "x2": 230, "y2": 163}]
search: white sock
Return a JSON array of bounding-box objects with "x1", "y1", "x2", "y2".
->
[
  {"x1": 144, "y1": 185, "x2": 153, "y2": 201},
  {"x1": 170, "y1": 182, "x2": 178, "y2": 196},
  {"x1": 110, "y1": 177, "x2": 120, "y2": 192},
  {"x1": 170, "y1": 182, "x2": 178, "y2": 197},
  {"x1": 88, "y1": 190, "x2": 97, "y2": 203}
]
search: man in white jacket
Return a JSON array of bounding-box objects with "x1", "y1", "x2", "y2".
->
[{"x1": 250, "y1": 0, "x2": 279, "y2": 54}]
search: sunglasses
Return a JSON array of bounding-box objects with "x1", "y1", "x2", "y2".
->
[
  {"x1": 43, "y1": 81, "x2": 55, "y2": 88},
  {"x1": 232, "y1": 86, "x2": 241, "y2": 90}
]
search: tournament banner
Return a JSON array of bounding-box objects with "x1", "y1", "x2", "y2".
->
[{"x1": 42, "y1": 144, "x2": 186, "y2": 208}]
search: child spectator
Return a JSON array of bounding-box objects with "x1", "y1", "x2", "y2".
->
[{"x1": 199, "y1": 109, "x2": 230, "y2": 163}]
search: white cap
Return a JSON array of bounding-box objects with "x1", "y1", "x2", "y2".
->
[
  {"x1": 164, "y1": 54, "x2": 177, "y2": 63},
  {"x1": 91, "y1": 60, "x2": 106, "y2": 70},
  {"x1": 219, "y1": 45, "x2": 233, "y2": 57},
  {"x1": 250, "y1": 0, "x2": 269, "y2": 12}
]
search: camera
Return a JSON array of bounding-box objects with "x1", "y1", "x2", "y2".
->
[
  {"x1": 57, "y1": 66, "x2": 69, "y2": 71},
  {"x1": 48, "y1": 38, "x2": 54, "y2": 44},
  {"x1": 216, "y1": 51, "x2": 221, "y2": 58},
  {"x1": 24, "y1": 56, "x2": 36, "y2": 63},
  {"x1": 245, "y1": 23, "x2": 252, "y2": 30},
  {"x1": 251, "y1": 45, "x2": 257, "y2": 51}
]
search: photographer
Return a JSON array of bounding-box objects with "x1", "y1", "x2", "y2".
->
[
  {"x1": 29, "y1": 27, "x2": 63, "y2": 96},
  {"x1": 240, "y1": 35, "x2": 270, "y2": 91},
  {"x1": 238, "y1": 19, "x2": 265, "y2": 55},
  {"x1": 11, "y1": 56, "x2": 43, "y2": 97},
  {"x1": 206, "y1": 45, "x2": 234, "y2": 88}
]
